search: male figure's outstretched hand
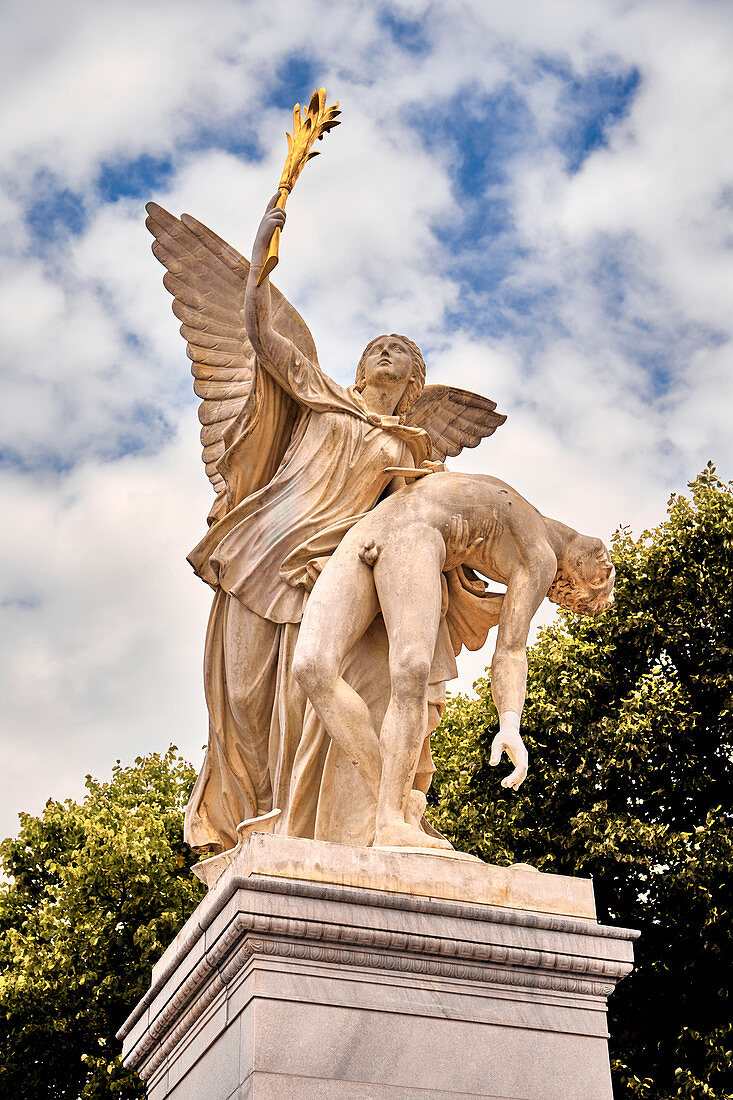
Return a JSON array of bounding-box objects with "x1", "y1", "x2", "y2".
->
[{"x1": 489, "y1": 712, "x2": 528, "y2": 790}]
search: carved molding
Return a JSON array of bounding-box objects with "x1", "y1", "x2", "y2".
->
[
  {"x1": 246, "y1": 936, "x2": 618, "y2": 996},
  {"x1": 234, "y1": 873, "x2": 639, "y2": 939},
  {"x1": 118, "y1": 871, "x2": 638, "y2": 1043},
  {"x1": 125, "y1": 898, "x2": 632, "y2": 1079}
]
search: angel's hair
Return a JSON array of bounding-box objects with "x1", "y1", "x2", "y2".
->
[
  {"x1": 354, "y1": 334, "x2": 426, "y2": 415},
  {"x1": 547, "y1": 538, "x2": 615, "y2": 617}
]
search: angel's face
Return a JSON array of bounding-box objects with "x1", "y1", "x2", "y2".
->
[{"x1": 361, "y1": 337, "x2": 414, "y2": 391}]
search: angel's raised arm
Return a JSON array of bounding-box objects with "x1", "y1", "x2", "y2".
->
[
  {"x1": 246, "y1": 193, "x2": 324, "y2": 402},
  {"x1": 145, "y1": 201, "x2": 322, "y2": 522}
]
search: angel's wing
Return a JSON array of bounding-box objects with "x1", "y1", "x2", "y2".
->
[
  {"x1": 145, "y1": 203, "x2": 318, "y2": 512},
  {"x1": 402, "y1": 384, "x2": 506, "y2": 462}
]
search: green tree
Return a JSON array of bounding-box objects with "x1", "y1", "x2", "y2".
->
[
  {"x1": 428, "y1": 464, "x2": 733, "y2": 1099},
  {"x1": 0, "y1": 748, "x2": 205, "y2": 1099}
]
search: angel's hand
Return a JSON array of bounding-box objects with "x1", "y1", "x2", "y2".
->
[
  {"x1": 420, "y1": 459, "x2": 447, "y2": 474},
  {"x1": 489, "y1": 721, "x2": 528, "y2": 791},
  {"x1": 252, "y1": 192, "x2": 287, "y2": 267},
  {"x1": 443, "y1": 513, "x2": 485, "y2": 570}
]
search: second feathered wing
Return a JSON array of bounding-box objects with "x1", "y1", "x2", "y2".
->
[
  {"x1": 403, "y1": 384, "x2": 506, "y2": 461},
  {"x1": 145, "y1": 202, "x2": 319, "y2": 521}
]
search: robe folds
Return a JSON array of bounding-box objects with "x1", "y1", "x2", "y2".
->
[{"x1": 184, "y1": 354, "x2": 500, "y2": 853}]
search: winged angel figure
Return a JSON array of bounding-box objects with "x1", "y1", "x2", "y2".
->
[{"x1": 146, "y1": 194, "x2": 506, "y2": 853}]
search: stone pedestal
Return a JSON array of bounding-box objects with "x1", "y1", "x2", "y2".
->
[{"x1": 119, "y1": 834, "x2": 638, "y2": 1100}]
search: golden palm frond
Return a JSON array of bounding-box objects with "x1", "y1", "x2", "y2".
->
[{"x1": 257, "y1": 88, "x2": 341, "y2": 285}]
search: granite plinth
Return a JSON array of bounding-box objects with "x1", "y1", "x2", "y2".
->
[{"x1": 119, "y1": 834, "x2": 638, "y2": 1099}]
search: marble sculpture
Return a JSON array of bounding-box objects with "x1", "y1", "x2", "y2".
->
[{"x1": 144, "y1": 89, "x2": 614, "y2": 860}]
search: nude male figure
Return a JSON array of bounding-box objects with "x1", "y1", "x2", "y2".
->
[{"x1": 292, "y1": 470, "x2": 614, "y2": 850}]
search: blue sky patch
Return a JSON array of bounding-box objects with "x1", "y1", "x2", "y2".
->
[
  {"x1": 180, "y1": 117, "x2": 262, "y2": 164},
  {"x1": 0, "y1": 445, "x2": 74, "y2": 476},
  {"x1": 0, "y1": 596, "x2": 42, "y2": 611},
  {"x1": 267, "y1": 55, "x2": 321, "y2": 111},
  {"x1": 111, "y1": 415, "x2": 175, "y2": 462},
  {"x1": 96, "y1": 153, "x2": 174, "y2": 203},
  {"x1": 540, "y1": 60, "x2": 641, "y2": 174},
  {"x1": 0, "y1": 396, "x2": 178, "y2": 476},
  {"x1": 413, "y1": 82, "x2": 536, "y2": 200},
  {"x1": 378, "y1": 7, "x2": 431, "y2": 56},
  {"x1": 405, "y1": 62, "x2": 643, "y2": 350},
  {"x1": 25, "y1": 174, "x2": 87, "y2": 246},
  {"x1": 409, "y1": 81, "x2": 535, "y2": 291},
  {"x1": 408, "y1": 82, "x2": 540, "y2": 334}
]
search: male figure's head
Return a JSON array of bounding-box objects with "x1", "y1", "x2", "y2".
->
[
  {"x1": 355, "y1": 334, "x2": 426, "y2": 414},
  {"x1": 548, "y1": 536, "x2": 615, "y2": 616}
]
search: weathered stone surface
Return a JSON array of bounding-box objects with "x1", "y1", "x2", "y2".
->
[
  {"x1": 189, "y1": 831, "x2": 595, "y2": 919},
  {"x1": 120, "y1": 834, "x2": 637, "y2": 1099}
]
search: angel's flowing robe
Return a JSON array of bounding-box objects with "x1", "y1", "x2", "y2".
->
[
  {"x1": 143, "y1": 204, "x2": 505, "y2": 853},
  {"x1": 183, "y1": 352, "x2": 464, "y2": 852}
]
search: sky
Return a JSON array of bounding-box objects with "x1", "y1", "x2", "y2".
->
[{"x1": 1, "y1": 0, "x2": 732, "y2": 839}]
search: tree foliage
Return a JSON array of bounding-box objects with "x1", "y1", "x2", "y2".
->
[
  {"x1": 428, "y1": 465, "x2": 733, "y2": 1099},
  {"x1": 0, "y1": 748, "x2": 205, "y2": 1099},
  {"x1": 2, "y1": 468, "x2": 731, "y2": 1098}
]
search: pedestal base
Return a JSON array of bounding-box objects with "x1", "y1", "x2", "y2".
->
[{"x1": 119, "y1": 835, "x2": 637, "y2": 1100}]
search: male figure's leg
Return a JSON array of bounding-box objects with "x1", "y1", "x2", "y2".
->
[
  {"x1": 372, "y1": 528, "x2": 452, "y2": 849},
  {"x1": 292, "y1": 543, "x2": 382, "y2": 798}
]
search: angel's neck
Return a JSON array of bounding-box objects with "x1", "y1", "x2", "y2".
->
[{"x1": 360, "y1": 384, "x2": 403, "y2": 416}]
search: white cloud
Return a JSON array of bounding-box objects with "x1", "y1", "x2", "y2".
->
[{"x1": 0, "y1": 428, "x2": 213, "y2": 832}]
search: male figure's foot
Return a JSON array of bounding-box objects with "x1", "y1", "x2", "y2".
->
[
  {"x1": 374, "y1": 813, "x2": 453, "y2": 850},
  {"x1": 405, "y1": 789, "x2": 427, "y2": 827}
]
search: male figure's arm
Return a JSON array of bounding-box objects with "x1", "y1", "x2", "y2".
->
[{"x1": 489, "y1": 551, "x2": 556, "y2": 790}]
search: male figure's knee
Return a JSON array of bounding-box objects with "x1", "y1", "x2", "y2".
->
[
  {"x1": 292, "y1": 645, "x2": 335, "y2": 698},
  {"x1": 391, "y1": 648, "x2": 432, "y2": 702},
  {"x1": 291, "y1": 646, "x2": 318, "y2": 693}
]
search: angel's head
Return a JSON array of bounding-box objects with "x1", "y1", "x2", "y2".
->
[
  {"x1": 354, "y1": 334, "x2": 426, "y2": 415},
  {"x1": 548, "y1": 536, "x2": 615, "y2": 617}
]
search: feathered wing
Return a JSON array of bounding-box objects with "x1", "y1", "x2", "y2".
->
[
  {"x1": 403, "y1": 384, "x2": 506, "y2": 461},
  {"x1": 145, "y1": 203, "x2": 319, "y2": 517}
]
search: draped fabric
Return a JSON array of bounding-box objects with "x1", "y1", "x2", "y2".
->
[
  {"x1": 184, "y1": 362, "x2": 432, "y2": 851},
  {"x1": 144, "y1": 205, "x2": 510, "y2": 854},
  {"x1": 183, "y1": 352, "x2": 503, "y2": 853},
  {"x1": 184, "y1": 593, "x2": 293, "y2": 851},
  {"x1": 445, "y1": 566, "x2": 504, "y2": 654},
  {"x1": 188, "y1": 365, "x2": 431, "y2": 593}
]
